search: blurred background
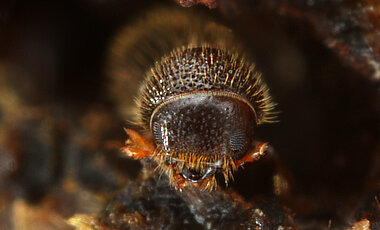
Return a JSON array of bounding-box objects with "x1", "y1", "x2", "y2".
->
[{"x1": 0, "y1": 0, "x2": 379, "y2": 229}]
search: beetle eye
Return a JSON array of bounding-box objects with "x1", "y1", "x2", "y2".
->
[{"x1": 229, "y1": 129, "x2": 247, "y2": 152}]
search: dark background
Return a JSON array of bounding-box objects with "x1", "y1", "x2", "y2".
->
[{"x1": 0, "y1": 0, "x2": 379, "y2": 228}]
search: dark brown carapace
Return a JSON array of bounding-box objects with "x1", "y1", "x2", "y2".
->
[
  {"x1": 110, "y1": 9, "x2": 277, "y2": 191},
  {"x1": 122, "y1": 46, "x2": 276, "y2": 191}
]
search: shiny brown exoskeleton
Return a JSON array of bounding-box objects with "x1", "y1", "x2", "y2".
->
[{"x1": 109, "y1": 9, "x2": 277, "y2": 191}]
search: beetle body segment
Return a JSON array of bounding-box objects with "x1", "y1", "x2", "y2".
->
[
  {"x1": 134, "y1": 46, "x2": 275, "y2": 190},
  {"x1": 110, "y1": 8, "x2": 277, "y2": 191}
]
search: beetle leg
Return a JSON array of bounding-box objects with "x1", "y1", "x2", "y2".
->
[
  {"x1": 235, "y1": 142, "x2": 294, "y2": 197},
  {"x1": 121, "y1": 129, "x2": 155, "y2": 159},
  {"x1": 235, "y1": 142, "x2": 268, "y2": 167},
  {"x1": 170, "y1": 168, "x2": 187, "y2": 191},
  {"x1": 194, "y1": 176, "x2": 217, "y2": 191}
]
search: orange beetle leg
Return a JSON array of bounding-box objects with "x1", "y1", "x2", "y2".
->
[
  {"x1": 235, "y1": 142, "x2": 268, "y2": 167},
  {"x1": 193, "y1": 176, "x2": 216, "y2": 191},
  {"x1": 121, "y1": 146, "x2": 152, "y2": 159},
  {"x1": 171, "y1": 169, "x2": 187, "y2": 191},
  {"x1": 121, "y1": 128, "x2": 155, "y2": 159}
]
